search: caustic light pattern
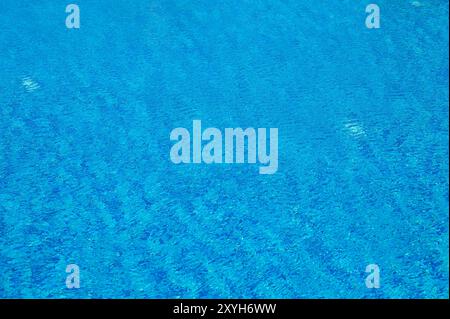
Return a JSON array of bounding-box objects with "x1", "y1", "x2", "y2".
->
[{"x1": 0, "y1": 0, "x2": 448, "y2": 298}]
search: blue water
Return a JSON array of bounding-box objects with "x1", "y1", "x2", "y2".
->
[{"x1": 0, "y1": 0, "x2": 448, "y2": 299}]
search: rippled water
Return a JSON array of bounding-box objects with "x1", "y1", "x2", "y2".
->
[{"x1": 0, "y1": 0, "x2": 448, "y2": 298}]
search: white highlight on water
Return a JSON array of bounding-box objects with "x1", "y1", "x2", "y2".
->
[
  {"x1": 21, "y1": 77, "x2": 40, "y2": 92},
  {"x1": 343, "y1": 120, "x2": 366, "y2": 138}
]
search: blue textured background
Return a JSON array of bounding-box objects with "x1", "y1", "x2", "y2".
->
[{"x1": 0, "y1": 0, "x2": 448, "y2": 298}]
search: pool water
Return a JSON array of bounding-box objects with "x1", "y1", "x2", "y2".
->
[{"x1": 0, "y1": 0, "x2": 448, "y2": 298}]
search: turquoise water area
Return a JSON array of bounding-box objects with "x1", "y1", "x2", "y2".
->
[{"x1": 0, "y1": 0, "x2": 448, "y2": 298}]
